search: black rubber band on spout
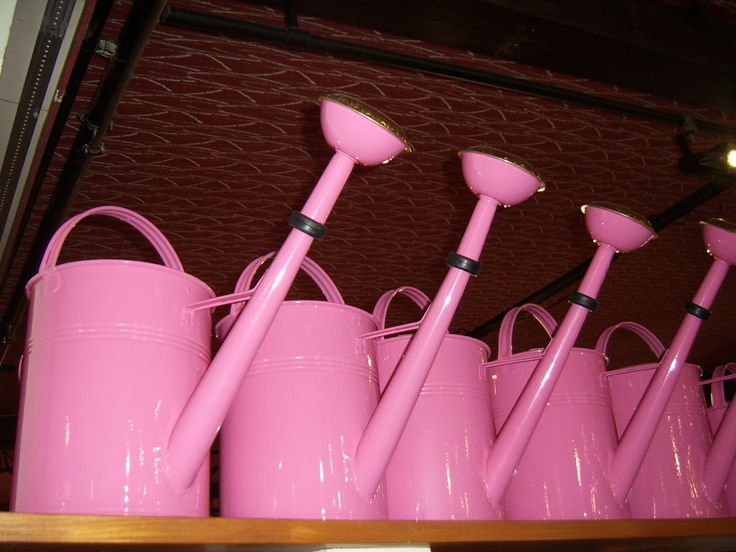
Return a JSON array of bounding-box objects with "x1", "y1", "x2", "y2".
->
[
  {"x1": 568, "y1": 291, "x2": 598, "y2": 311},
  {"x1": 685, "y1": 301, "x2": 711, "y2": 320},
  {"x1": 288, "y1": 211, "x2": 326, "y2": 240},
  {"x1": 447, "y1": 252, "x2": 481, "y2": 276}
]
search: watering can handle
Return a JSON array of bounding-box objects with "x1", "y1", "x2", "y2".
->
[
  {"x1": 594, "y1": 321, "x2": 665, "y2": 360},
  {"x1": 357, "y1": 286, "x2": 431, "y2": 342},
  {"x1": 373, "y1": 285, "x2": 431, "y2": 329},
  {"x1": 497, "y1": 303, "x2": 559, "y2": 358},
  {"x1": 40, "y1": 206, "x2": 184, "y2": 272},
  {"x1": 709, "y1": 362, "x2": 736, "y2": 408},
  {"x1": 228, "y1": 252, "x2": 344, "y2": 316}
]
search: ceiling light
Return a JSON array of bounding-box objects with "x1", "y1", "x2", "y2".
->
[{"x1": 679, "y1": 142, "x2": 736, "y2": 175}]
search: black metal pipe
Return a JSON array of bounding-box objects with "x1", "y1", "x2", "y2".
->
[
  {"x1": 467, "y1": 179, "x2": 731, "y2": 338},
  {"x1": 159, "y1": 6, "x2": 736, "y2": 138},
  {"x1": 0, "y1": 0, "x2": 168, "y2": 361}
]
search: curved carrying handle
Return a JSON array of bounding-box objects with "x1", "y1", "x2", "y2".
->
[
  {"x1": 497, "y1": 303, "x2": 559, "y2": 359},
  {"x1": 229, "y1": 252, "x2": 344, "y2": 316},
  {"x1": 373, "y1": 286, "x2": 431, "y2": 329},
  {"x1": 40, "y1": 205, "x2": 183, "y2": 272},
  {"x1": 709, "y1": 362, "x2": 736, "y2": 408},
  {"x1": 360, "y1": 286, "x2": 430, "y2": 342},
  {"x1": 594, "y1": 321, "x2": 665, "y2": 361}
]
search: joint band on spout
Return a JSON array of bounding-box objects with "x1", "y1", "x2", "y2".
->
[
  {"x1": 685, "y1": 301, "x2": 711, "y2": 320},
  {"x1": 288, "y1": 211, "x2": 326, "y2": 240},
  {"x1": 568, "y1": 291, "x2": 598, "y2": 311},
  {"x1": 447, "y1": 252, "x2": 481, "y2": 276}
]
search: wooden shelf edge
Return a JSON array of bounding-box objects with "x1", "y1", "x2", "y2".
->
[{"x1": 1, "y1": 512, "x2": 735, "y2": 547}]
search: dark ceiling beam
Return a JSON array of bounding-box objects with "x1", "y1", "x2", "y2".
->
[{"x1": 251, "y1": 0, "x2": 736, "y2": 114}]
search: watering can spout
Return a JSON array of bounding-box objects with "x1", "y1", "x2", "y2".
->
[
  {"x1": 483, "y1": 202, "x2": 656, "y2": 507},
  {"x1": 164, "y1": 94, "x2": 412, "y2": 491},
  {"x1": 610, "y1": 218, "x2": 736, "y2": 503},
  {"x1": 353, "y1": 147, "x2": 543, "y2": 498}
]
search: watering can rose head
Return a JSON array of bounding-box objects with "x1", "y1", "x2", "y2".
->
[
  {"x1": 320, "y1": 94, "x2": 413, "y2": 165},
  {"x1": 460, "y1": 146, "x2": 544, "y2": 207},
  {"x1": 581, "y1": 201, "x2": 656, "y2": 252}
]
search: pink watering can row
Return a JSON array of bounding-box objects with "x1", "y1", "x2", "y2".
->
[
  {"x1": 370, "y1": 212, "x2": 736, "y2": 521},
  {"x1": 12, "y1": 91, "x2": 548, "y2": 518},
  {"x1": 370, "y1": 202, "x2": 657, "y2": 520},
  {"x1": 486, "y1": 217, "x2": 736, "y2": 520},
  {"x1": 11, "y1": 90, "x2": 734, "y2": 521}
]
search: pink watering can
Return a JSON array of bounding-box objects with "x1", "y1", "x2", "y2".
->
[
  {"x1": 706, "y1": 363, "x2": 736, "y2": 516},
  {"x1": 11, "y1": 94, "x2": 412, "y2": 516},
  {"x1": 600, "y1": 218, "x2": 736, "y2": 518},
  {"x1": 371, "y1": 286, "x2": 495, "y2": 520},
  {"x1": 485, "y1": 202, "x2": 657, "y2": 519},
  {"x1": 215, "y1": 253, "x2": 386, "y2": 519},
  {"x1": 601, "y1": 322, "x2": 736, "y2": 518},
  {"x1": 370, "y1": 199, "x2": 652, "y2": 520},
  {"x1": 215, "y1": 146, "x2": 542, "y2": 519}
]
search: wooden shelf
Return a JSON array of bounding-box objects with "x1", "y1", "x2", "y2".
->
[{"x1": 1, "y1": 512, "x2": 735, "y2": 551}]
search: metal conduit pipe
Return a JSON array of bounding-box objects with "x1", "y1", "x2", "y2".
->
[
  {"x1": 159, "y1": 6, "x2": 736, "y2": 138},
  {"x1": 0, "y1": 0, "x2": 169, "y2": 362}
]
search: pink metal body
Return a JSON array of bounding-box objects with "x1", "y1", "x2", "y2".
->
[
  {"x1": 371, "y1": 287, "x2": 496, "y2": 520},
  {"x1": 12, "y1": 206, "x2": 214, "y2": 516},
  {"x1": 601, "y1": 322, "x2": 728, "y2": 518},
  {"x1": 216, "y1": 254, "x2": 385, "y2": 519},
  {"x1": 482, "y1": 203, "x2": 656, "y2": 520},
  {"x1": 707, "y1": 364, "x2": 736, "y2": 516},
  {"x1": 487, "y1": 304, "x2": 628, "y2": 519}
]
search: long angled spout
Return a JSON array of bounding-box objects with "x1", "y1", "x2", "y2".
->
[
  {"x1": 611, "y1": 257, "x2": 731, "y2": 502},
  {"x1": 484, "y1": 243, "x2": 617, "y2": 506},
  {"x1": 166, "y1": 152, "x2": 356, "y2": 490},
  {"x1": 353, "y1": 196, "x2": 499, "y2": 498}
]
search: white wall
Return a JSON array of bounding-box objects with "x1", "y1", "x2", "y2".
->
[{"x1": 0, "y1": 0, "x2": 19, "y2": 75}]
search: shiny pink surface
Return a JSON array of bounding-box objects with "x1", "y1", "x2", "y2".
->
[
  {"x1": 320, "y1": 97, "x2": 410, "y2": 165},
  {"x1": 487, "y1": 308, "x2": 628, "y2": 520},
  {"x1": 217, "y1": 256, "x2": 384, "y2": 519},
  {"x1": 373, "y1": 287, "x2": 497, "y2": 520},
  {"x1": 583, "y1": 204, "x2": 656, "y2": 253},
  {"x1": 460, "y1": 149, "x2": 541, "y2": 206},
  {"x1": 606, "y1": 361, "x2": 726, "y2": 518},
  {"x1": 13, "y1": 207, "x2": 214, "y2": 516},
  {"x1": 707, "y1": 364, "x2": 736, "y2": 517}
]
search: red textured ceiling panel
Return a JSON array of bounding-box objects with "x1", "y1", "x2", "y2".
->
[{"x1": 2, "y1": 0, "x2": 736, "y2": 404}]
